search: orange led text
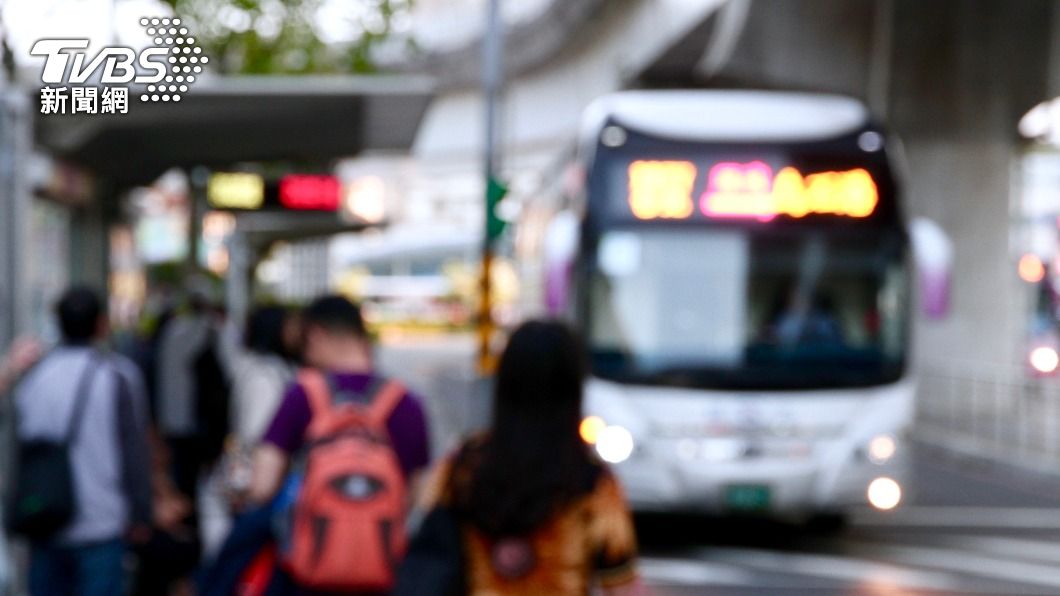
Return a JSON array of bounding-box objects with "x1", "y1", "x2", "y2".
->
[
  {"x1": 627, "y1": 160, "x2": 697, "y2": 220},
  {"x1": 625, "y1": 160, "x2": 879, "y2": 221}
]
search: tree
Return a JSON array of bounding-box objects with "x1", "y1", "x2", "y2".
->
[{"x1": 160, "y1": 0, "x2": 413, "y2": 75}]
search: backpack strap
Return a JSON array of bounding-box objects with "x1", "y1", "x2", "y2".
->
[
  {"x1": 300, "y1": 369, "x2": 407, "y2": 438},
  {"x1": 65, "y1": 350, "x2": 103, "y2": 446},
  {"x1": 364, "y1": 379, "x2": 406, "y2": 429},
  {"x1": 300, "y1": 369, "x2": 339, "y2": 440}
]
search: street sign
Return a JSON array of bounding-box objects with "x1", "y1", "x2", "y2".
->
[
  {"x1": 206, "y1": 172, "x2": 342, "y2": 213},
  {"x1": 487, "y1": 175, "x2": 508, "y2": 242},
  {"x1": 279, "y1": 175, "x2": 341, "y2": 211},
  {"x1": 207, "y1": 172, "x2": 265, "y2": 210}
]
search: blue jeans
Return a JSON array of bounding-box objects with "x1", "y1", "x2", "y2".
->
[{"x1": 28, "y1": 538, "x2": 126, "y2": 596}]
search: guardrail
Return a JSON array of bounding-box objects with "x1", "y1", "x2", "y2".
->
[{"x1": 915, "y1": 364, "x2": 1060, "y2": 466}]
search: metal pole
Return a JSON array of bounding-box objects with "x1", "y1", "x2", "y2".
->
[
  {"x1": 868, "y1": 0, "x2": 894, "y2": 119},
  {"x1": 225, "y1": 229, "x2": 250, "y2": 329},
  {"x1": 0, "y1": 95, "x2": 14, "y2": 347},
  {"x1": 478, "y1": 0, "x2": 502, "y2": 373},
  {"x1": 188, "y1": 166, "x2": 209, "y2": 279},
  {"x1": 0, "y1": 91, "x2": 30, "y2": 343}
]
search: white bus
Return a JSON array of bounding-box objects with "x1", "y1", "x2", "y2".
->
[{"x1": 532, "y1": 90, "x2": 939, "y2": 520}]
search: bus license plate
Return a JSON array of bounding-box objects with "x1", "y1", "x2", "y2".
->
[{"x1": 725, "y1": 485, "x2": 771, "y2": 511}]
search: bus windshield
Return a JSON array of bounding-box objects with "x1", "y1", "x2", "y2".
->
[{"x1": 587, "y1": 227, "x2": 909, "y2": 390}]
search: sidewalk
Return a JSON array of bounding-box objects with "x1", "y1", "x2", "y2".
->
[{"x1": 915, "y1": 366, "x2": 1060, "y2": 478}]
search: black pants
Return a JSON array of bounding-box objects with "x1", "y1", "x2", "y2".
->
[
  {"x1": 166, "y1": 435, "x2": 202, "y2": 502},
  {"x1": 134, "y1": 435, "x2": 203, "y2": 596},
  {"x1": 132, "y1": 530, "x2": 200, "y2": 596}
]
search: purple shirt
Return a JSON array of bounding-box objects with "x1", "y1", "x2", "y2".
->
[{"x1": 262, "y1": 372, "x2": 430, "y2": 478}]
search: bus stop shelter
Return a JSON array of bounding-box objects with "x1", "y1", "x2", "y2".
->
[
  {"x1": 17, "y1": 74, "x2": 435, "y2": 329},
  {"x1": 36, "y1": 75, "x2": 434, "y2": 188}
]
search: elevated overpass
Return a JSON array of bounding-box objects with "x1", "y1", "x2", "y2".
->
[{"x1": 406, "y1": 0, "x2": 1060, "y2": 374}]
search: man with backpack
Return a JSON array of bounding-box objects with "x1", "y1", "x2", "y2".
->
[
  {"x1": 10, "y1": 286, "x2": 152, "y2": 596},
  {"x1": 247, "y1": 295, "x2": 430, "y2": 594}
]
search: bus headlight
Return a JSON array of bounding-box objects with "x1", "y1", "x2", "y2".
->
[
  {"x1": 867, "y1": 434, "x2": 897, "y2": 464},
  {"x1": 581, "y1": 417, "x2": 635, "y2": 464},
  {"x1": 596, "y1": 426, "x2": 634, "y2": 464},
  {"x1": 867, "y1": 477, "x2": 902, "y2": 510},
  {"x1": 1030, "y1": 346, "x2": 1059, "y2": 374}
]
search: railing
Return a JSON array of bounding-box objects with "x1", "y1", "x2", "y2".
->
[{"x1": 915, "y1": 363, "x2": 1060, "y2": 466}]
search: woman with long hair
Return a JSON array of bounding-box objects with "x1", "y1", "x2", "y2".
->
[{"x1": 419, "y1": 320, "x2": 643, "y2": 595}]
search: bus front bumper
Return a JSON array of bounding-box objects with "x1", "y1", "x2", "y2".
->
[{"x1": 612, "y1": 439, "x2": 910, "y2": 515}]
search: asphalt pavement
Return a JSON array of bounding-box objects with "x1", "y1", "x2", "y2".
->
[
  {"x1": 377, "y1": 333, "x2": 1060, "y2": 595},
  {"x1": 637, "y1": 440, "x2": 1060, "y2": 595}
]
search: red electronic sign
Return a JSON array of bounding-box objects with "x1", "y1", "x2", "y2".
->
[{"x1": 278, "y1": 175, "x2": 341, "y2": 211}]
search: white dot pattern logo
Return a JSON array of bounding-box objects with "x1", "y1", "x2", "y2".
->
[{"x1": 140, "y1": 17, "x2": 206, "y2": 102}]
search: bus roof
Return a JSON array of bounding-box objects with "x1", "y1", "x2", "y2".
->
[{"x1": 581, "y1": 90, "x2": 871, "y2": 145}]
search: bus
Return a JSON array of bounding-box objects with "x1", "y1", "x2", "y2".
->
[{"x1": 532, "y1": 90, "x2": 929, "y2": 519}]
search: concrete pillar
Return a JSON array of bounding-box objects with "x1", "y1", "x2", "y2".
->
[{"x1": 888, "y1": 0, "x2": 1054, "y2": 370}]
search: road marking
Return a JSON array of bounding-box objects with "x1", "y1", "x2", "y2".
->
[
  {"x1": 853, "y1": 506, "x2": 1060, "y2": 529},
  {"x1": 846, "y1": 541, "x2": 1060, "y2": 589},
  {"x1": 639, "y1": 556, "x2": 754, "y2": 586},
  {"x1": 935, "y1": 535, "x2": 1060, "y2": 566},
  {"x1": 702, "y1": 547, "x2": 961, "y2": 592}
]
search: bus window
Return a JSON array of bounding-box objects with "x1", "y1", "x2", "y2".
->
[{"x1": 587, "y1": 229, "x2": 908, "y2": 390}]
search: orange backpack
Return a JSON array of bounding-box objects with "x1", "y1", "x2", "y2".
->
[{"x1": 282, "y1": 369, "x2": 408, "y2": 591}]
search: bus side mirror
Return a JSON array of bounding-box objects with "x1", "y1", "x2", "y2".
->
[
  {"x1": 910, "y1": 217, "x2": 952, "y2": 320},
  {"x1": 543, "y1": 211, "x2": 580, "y2": 316}
]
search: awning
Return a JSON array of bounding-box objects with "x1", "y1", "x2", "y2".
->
[{"x1": 34, "y1": 75, "x2": 435, "y2": 188}]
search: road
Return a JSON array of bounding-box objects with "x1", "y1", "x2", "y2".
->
[
  {"x1": 638, "y1": 440, "x2": 1060, "y2": 595},
  {"x1": 377, "y1": 334, "x2": 1060, "y2": 595}
]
